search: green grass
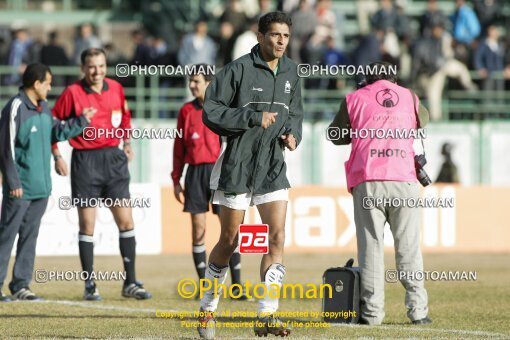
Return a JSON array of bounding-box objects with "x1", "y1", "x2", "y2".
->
[{"x1": 0, "y1": 253, "x2": 509, "y2": 339}]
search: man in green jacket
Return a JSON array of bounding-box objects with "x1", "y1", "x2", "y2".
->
[
  {"x1": 197, "y1": 11, "x2": 303, "y2": 339},
  {"x1": 0, "y1": 63, "x2": 93, "y2": 301}
]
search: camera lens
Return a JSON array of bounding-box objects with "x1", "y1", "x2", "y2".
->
[{"x1": 417, "y1": 169, "x2": 432, "y2": 187}]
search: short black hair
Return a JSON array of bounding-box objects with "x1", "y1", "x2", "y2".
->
[
  {"x1": 188, "y1": 63, "x2": 214, "y2": 82},
  {"x1": 80, "y1": 47, "x2": 107, "y2": 65},
  {"x1": 365, "y1": 61, "x2": 398, "y2": 84},
  {"x1": 258, "y1": 11, "x2": 292, "y2": 35},
  {"x1": 22, "y1": 63, "x2": 51, "y2": 88},
  {"x1": 48, "y1": 31, "x2": 58, "y2": 42}
]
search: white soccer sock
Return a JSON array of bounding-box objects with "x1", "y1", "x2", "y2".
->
[
  {"x1": 200, "y1": 263, "x2": 229, "y2": 312},
  {"x1": 257, "y1": 263, "x2": 286, "y2": 316},
  {"x1": 258, "y1": 281, "x2": 281, "y2": 315}
]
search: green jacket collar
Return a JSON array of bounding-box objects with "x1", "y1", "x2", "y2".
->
[
  {"x1": 19, "y1": 88, "x2": 40, "y2": 111},
  {"x1": 251, "y1": 44, "x2": 291, "y2": 74}
]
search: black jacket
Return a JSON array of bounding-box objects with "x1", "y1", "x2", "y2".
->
[{"x1": 203, "y1": 44, "x2": 304, "y2": 194}]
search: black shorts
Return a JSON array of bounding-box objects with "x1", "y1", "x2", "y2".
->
[
  {"x1": 71, "y1": 147, "x2": 130, "y2": 206},
  {"x1": 184, "y1": 163, "x2": 219, "y2": 215}
]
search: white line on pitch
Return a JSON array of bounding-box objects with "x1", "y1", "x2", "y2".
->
[
  {"x1": 33, "y1": 301, "x2": 509, "y2": 338},
  {"x1": 331, "y1": 323, "x2": 508, "y2": 338},
  {"x1": 38, "y1": 300, "x2": 176, "y2": 314}
]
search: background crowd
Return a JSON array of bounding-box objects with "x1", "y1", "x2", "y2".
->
[{"x1": 0, "y1": 0, "x2": 508, "y2": 120}]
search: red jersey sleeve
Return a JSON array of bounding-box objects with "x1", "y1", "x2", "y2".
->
[
  {"x1": 171, "y1": 106, "x2": 186, "y2": 186},
  {"x1": 51, "y1": 87, "x2": 76, "y2": 150},
  {"x1": 119, "y1": 85, "x2": 132, "y2": 139}
]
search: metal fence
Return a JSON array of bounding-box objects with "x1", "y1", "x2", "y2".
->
[{"x1": 0, "y1": 65, "x2": 508, "y2": 121}]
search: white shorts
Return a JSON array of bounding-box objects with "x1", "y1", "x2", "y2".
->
[{"x1": 211, "y1": 189, "x2": 289, "y2": 210}]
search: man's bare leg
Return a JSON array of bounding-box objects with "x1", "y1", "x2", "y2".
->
[
  {"x1": 208, "y1": 207, "x2": 245, "y2": 266},
  {"x1": 254, "y1": 200, "x2": 290, "y2": 337},
  {"x1": 257, "y1": 201, "x2": 287, "y2": 279},
  {"x1": 192, "y1": 213, "x2": 207, "y2": 244},
  {"x1": 198, "y1": 206, "x2": 244, "y2": 339},
  {"x1": 200, "y1": 206, "x2": 245, "y2": 312}
]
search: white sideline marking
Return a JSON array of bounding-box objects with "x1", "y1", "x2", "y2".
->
[
  {"x1": 32, "y1": 301, "x2": 508, "y2": 338},
  {"x1": 39, "y1": 300, "x2": 175, "y2": 314},
  {"x1": 331, "y1": 323, "x2": 508, "y2": 338}
]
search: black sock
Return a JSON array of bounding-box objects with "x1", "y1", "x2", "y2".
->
[
  {"x1": 119, "y1": 229, "x2": 136, "y2": 285},
  {"x1": 192, "y1": 244, "x2": 207, "y2": 280},
  {"x1": 78, "y1": 233, "x2": 94, "y2": 281},
  {"x1": 229, "y1": 251, "x2": 241, "y2": 285}
]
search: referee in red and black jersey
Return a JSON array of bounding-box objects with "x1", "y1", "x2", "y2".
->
[
  {"x1": 171, "y1": 65, "x2": 247, "y2": 300},
  {"x1": 51, "y1": 48, "x2": 151, "y2": 301}
]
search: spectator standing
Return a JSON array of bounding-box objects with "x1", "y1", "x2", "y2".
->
[
  {"x1": 232, "y1": 19, "x2": 259, "y2": 60},
  {"x1": 215, "y1": 22, "x2": 235, "y2": 67},
  {"x1": 289, "y1": 0, "x2": 317, "y2": 63},
  {"x1": 6, "y1": 28, "x2": 33, "y2": 85},
  {"x1": 450, "y1": 0, "x2": 480, "y2": 64},
  {"x1": 419, "y1": 0, "x2": 447, "y2": 38},
  {"x1": 40, "y1": 32, "x2": 68, "y2": 87},
  {"x1": 474, "y1": 25, "x2": 505, "y2": 110},
  {"x1": 451, "y1": 0, "x2": 481, "y2": 45},
  {"x1": 178, "y1": 20, "x2": 217, "y2": 66},
  {"x1": 411, "y1": 22, "x2": 477, "y2": 120},
  {"x1": 352, "y1": 29, "x2": 384, "y2": 68},
  {"x1": 220, "y1": 0, "x2": 248, "y2": 36},
  {"x1": 130, "y1": 29, "x2": 151, "y2": 66},
  {"x1": 473, "y1": 0, "x2": 501, "y2": 35}
]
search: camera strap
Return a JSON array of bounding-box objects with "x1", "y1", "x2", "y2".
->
[{"x1": 409, "y1": 89, "x2": 426, "y2": 157}]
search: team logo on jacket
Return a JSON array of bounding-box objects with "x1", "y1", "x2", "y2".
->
[
  {"x1": 111, "y1": 109, "x2": 122, "y2": 128},
  {"x1": 376, "y1": 89, "x2": 399, "y2": 108},
  {"x1": 284, "y1": 80, "x2": 291, "y2": 94},
  {"x1": 191, "y1": 132, "x2": 200, "y2": 139}
]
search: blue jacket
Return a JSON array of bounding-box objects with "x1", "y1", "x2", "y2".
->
[
  {"x1": 451, "y1": 5, "x2": 481, "y2": 44},
  {"x1": 474, "y1": 40, "x2": 504, "y2": 72}
]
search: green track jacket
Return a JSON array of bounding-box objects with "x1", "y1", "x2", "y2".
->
[
  {"x1": 203, "y1": 44, "x2": 304, "y2": 194},
  {"x1": 0, "y1": 89, "x2": 88, "y2": 200}
]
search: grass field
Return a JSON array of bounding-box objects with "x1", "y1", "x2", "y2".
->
[{"x1": 0, "y1": 253, "x2": 509, "y2": 339}]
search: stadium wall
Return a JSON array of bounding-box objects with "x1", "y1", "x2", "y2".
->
[
  {"x1": 3, "y1": 184, "x2": 508, "y2": 256},
  {"x1": 164, "y1": 185, "x2": 510, "y2": 254},
  {"x1": 4, "y1": 120, "x2": 509, "y2": 255}
]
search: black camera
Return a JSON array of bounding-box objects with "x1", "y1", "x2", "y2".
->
[{"x1": 414, "y1": 154, "x2": 432, "y2": 187}]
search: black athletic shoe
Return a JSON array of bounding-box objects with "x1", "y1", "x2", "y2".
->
[
  {"x1": 359, "y1": 318, "x2": 370, "y2": 325},
  {"x1": 122, "y1": 281, "x2": 152, "y2": 300},
  {"x1": 412, "y1": 316, "x2": 432, "y2": 325},
  {"x1": 84, "y1": 280, "x2": 101, "y2": 301},
  {"x1": 0, "y1": 291, "x2": 12, "y2": 302},
  {"x1": 12, "y1": 287, "x2": 42, "y2": 301}
]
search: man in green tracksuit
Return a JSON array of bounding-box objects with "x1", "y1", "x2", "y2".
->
[
  {"x1": 197, "y1": 11, "x2": 303, "y2": 339},
  {"x1": 0, "y1": 63, "x2": 93, "y2": 301}
]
